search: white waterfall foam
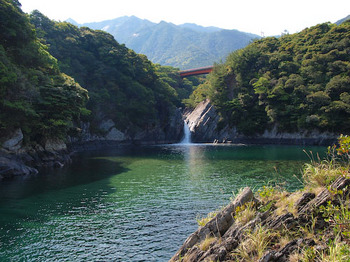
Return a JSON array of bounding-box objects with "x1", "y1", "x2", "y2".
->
[{"x1": 180, "y1": 121, "x2": 191, "y2": 144}]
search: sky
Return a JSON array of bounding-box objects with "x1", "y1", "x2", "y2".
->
[{"x1": 20, "y1": 0, "x2": 350, "y2": 36}]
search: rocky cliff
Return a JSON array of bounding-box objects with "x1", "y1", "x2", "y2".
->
[
  {"x1": 69, "y1": 107, "x2": 184, "y2": 150},
  {"x1": 0, "y1": 108, "x2": 184, "y2": 180},
  {"x1": 0, "y1": 130, "x2": 71, "y2": 181},
  {"x1": 185, "y1": 99, "x2": 338, "y2": 145}
]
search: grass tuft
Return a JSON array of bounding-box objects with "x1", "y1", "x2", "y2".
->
[
  {"x1": 196, "y1": 211, "x2": 218, "y2": 227},
  {"x1": 234, "y1": 201, "x2": 257, "y2": 226},
  {"x1": 303, "y1": 160, "x2": 346, "y2": 189},
  {"x1": 232, "y1": 225, "x2": 275, "y2": 261},
  {"x1": 198, "y1": 235, "x2": 217, "y2": 251}
]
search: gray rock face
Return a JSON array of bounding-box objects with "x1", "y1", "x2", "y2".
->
[
  {"x1": 133, "y1": 108, "x2": 184, "y2": 144},
  {"x1": 99, "y1": 119, "x2": 126, "y2": 141},
  {"x1": 105, "y1": 127, "x2": 126, "y2": 141},
  {"x1": 167, "y1": 107, "x2": 185, "y2": 142},
  {"x1": 0, "y1": 153, "x2": 38, "y2": 180},
  {"x1": 69, "y1": 107, "x2": 184, "y2": 147},
  {"x1": 0, "y1": 134, "x2": 71, "y2": 179},
  {"x1": 99, "y1": 119, "x2": 115, "y2": 131},
  {"x1": 78, "y1": 120, "x2": 128, "y2": 142},
  {"x1": 44, "y1": 139, "x2": 67, "y2": 151},
  {"x1": 0, "y1": 107, "x2": 184, "y2": 179},
  {"x1": 185, "y1": 99, "x2": 222, "y2": 142},
  {"x1": 185, "y1": 99, "x2": 339, "y2": 145},
  {"x1": 2, "y1": 128, "x2": 23, "y2": 152}
]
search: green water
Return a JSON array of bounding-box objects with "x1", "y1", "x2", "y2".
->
[{"x1": 0, "y1": 144, "x2": 325, "y2": 261}]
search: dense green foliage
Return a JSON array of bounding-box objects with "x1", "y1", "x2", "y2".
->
[
  {"x1": 154, "y1": 65, "x2": 205, "y2": 106},
  {"x1": 29, "y1": 11, "x2": 197, "y2": 134},
  {"x1": 0, "y1": 0, "x2": 197, "y2": 145},
  {"x1": 0, "y1": 0, "x2": 88, "y2": 141},
  {"x1": 80, "y1": 16, "x2": 258, "y2": 69},
  {"x1": 188, "y1": 22, "x2": 350, "y2": 135}
]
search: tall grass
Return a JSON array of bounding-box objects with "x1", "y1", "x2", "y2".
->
[{"x1": 232, "y1": 225, "x2": 274, "y2": 261}]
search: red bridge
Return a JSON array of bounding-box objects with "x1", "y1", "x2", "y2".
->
[{"x1": 179, "y1": 66, "x2": 213, "y2": 77}]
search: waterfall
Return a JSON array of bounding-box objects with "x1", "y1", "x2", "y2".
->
[{"x1": 180, "y1": 121, "x2": 191, "y2": 144}]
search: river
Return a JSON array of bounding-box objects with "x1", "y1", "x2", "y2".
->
[{"x1": 0, "y1": 144, "x2": 326, "y2": 261}]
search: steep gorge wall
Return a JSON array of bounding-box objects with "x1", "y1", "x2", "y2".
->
[
  {"x1": 0, "y1": 108, "x2": 184, "y2": 180},
  {"x1": 68, "y1": 107, "x2": 184, "y2": 150},
  {"x1": 185, "y1": 99, "x2": 339, "y2": 145}
]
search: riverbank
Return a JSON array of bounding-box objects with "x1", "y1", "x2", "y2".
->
[
  {"x1": 0, "y1": 138, "x2": 179, "y2": 181},
  {"x1": 185, "y1": 99, "x2": 340, "y2": 146},
  {"x1": 0, "y1": 110, "x2": 184, "y2": 181},
  {"x1": 170, "y1": 137, "x2": 350, "y2": 261}
]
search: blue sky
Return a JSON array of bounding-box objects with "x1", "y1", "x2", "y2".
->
[{"x1": 20, "y1": 0, "x2": 350, "y2": 36}]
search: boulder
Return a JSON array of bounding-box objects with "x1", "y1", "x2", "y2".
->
[
  {"x1": 99, "y1": 119, "x2": 115, "y2": 131},
  {"x1": 2, "y1": 128, "x2": 23, "y2": 152},
  {"x1": 99, "y1": 119, "x2": 127, "y2": 141},
  {"x1": 105, "y1": 127, "x2": 125, "y2": 141},
  {"x1": 0, "y1": 154, "x2": 38, "y2": 180}
]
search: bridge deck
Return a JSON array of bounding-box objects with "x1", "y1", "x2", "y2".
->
[{"x1": 179, "y1": 66, "x2": 213, "y2": 77}]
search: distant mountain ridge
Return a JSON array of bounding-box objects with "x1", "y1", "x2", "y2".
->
[
  {"x1": 336, "y1": 14, "x2": 350, "y2": 25},
  {"x1": 70, "y1": 16, "x2": 259, "y2": 69}
]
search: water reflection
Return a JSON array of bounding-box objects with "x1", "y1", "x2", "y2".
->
[
  {"x1": 184, "y1": 145, "x2": 205, "y2": 175},
  {"x1": 0, "y1": 157, "x2": 126, "y2": 204}
]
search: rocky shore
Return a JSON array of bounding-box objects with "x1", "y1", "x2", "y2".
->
[
  {"x1": 0, "y1": 128, "x2": 72, "y2": 181},
  {"x1": 170, "y1": 175, "x2": 350, "y2": 261},
  {"x1": 185, "y1": 99, "x2": 339, "y2": 146},
  {"x1": 0, "y1": 99, "x2": 343, "y2": 181},
  {"x1": 0, "y1": 108, "x2": 184, "y2": 180}
]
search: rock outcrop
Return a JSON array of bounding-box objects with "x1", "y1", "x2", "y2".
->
[
  {"x1": 185, "y1": 99, "x2": 222, "y2": 142},
  {"x1": 132, "y1": 107, "x2": 184, "y2": 144},
  {"x1": 69, "y1": 108, "x2": 184, "y2": 150},
  {"x1": 2, "y1": 128, "x2": 24, "y2": 152},
  {"x1": 0, "y1": 152, "x2": 38, "y2": 181},
  {"x1": 1, "y1": 129, "x2": 72, "y2": 180},
  {"x1": 0, "y1": 107, "x2": 184, "y2": 179},
  {"x1": 170, "y1": 176, "x2": 350, "y2": 261},
  {"x1": 185, "y1": 99, "x2": 338, "y2": 145},
  {"x1": 170, "y1": 187, "x2": 255, "y2": 261}
]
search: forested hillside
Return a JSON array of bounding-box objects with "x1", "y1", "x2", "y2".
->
[
  {"x1": 79, "y1": 16, "x2": 258, "y2": 69},
  {"x1": 187, "y1": 22, "x2": 350, "y2": 135},
  {"x1": 2, "y1": 0, "x2": 348, "y2": 147},
  {"x1": 30, "y1": 11, "x2": 187, "y2": 135},
  {"x1": 0, "y1": 0, "x2": 197, "y2": 147},
  {"x1": 0, "y1": 0, "x2": 88, "y2": 143}
]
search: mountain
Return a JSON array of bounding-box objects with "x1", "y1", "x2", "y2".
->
[
  {"x1": 178, "y1": 23, "x2": 222, "y2": 33},
  {"x1": 336, "y1": 14, "x2": 350, "y2": 25},
  {"x1": 76, "y1": 16, "x2": 259, "y2": 69}
]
